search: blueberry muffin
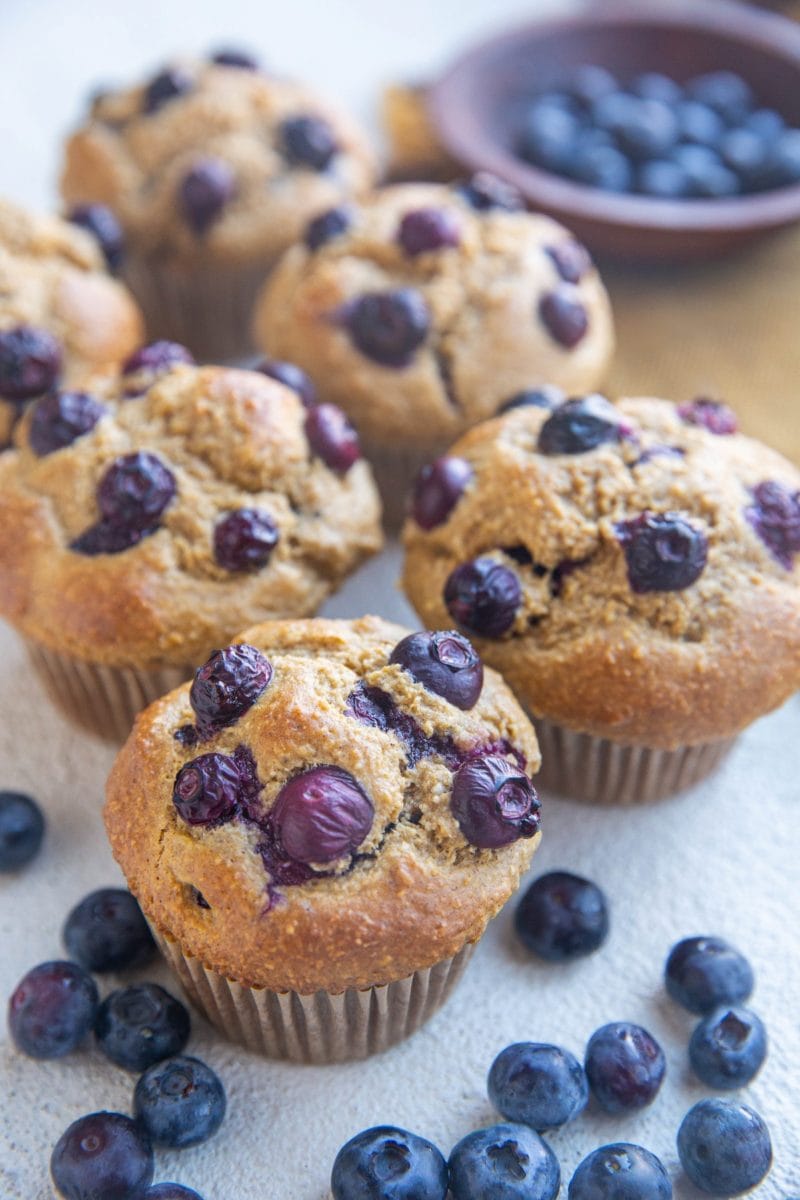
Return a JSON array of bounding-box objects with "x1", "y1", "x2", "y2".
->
[
  {"x1": 402, "y1": 394, "x2": 800, "y2": 803},
  {"x1": 61, "y1": 50, "x2": 377, "y2": 361},
  {"x1": 0, "y1": 196, "x2": 143, "y2": 449},
  {"x1": 104, "y1": 615, "x2": 542, "y2": 1061},
  {"x1": 253, "y1": 177, "x2": 614, "y2": 524},
  {"x1": 0, "y1": 346, "x2": 382, "y2": 740}
]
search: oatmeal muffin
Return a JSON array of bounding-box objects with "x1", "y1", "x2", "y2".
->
[
  {"x1": 0, "y1": 345, "x2": 382, "y2": 740},
  {"x1": 0, "y1": 196, "x2": 143, "y2": 448},
  {"x1": 105, "y1": 615, "x2": 542, "y2": 1061},
  {"x1": 61, "y1": 49, "x2": 377, "y2": 361},
  {"x1": 402, "y1": 394, "x2": 800, "y2": 803},
  {"x1": 254, "y1": 176, "x2": 614, "y2": 523}
]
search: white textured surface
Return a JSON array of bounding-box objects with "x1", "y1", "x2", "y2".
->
[{"x1": 0, "y1": 0, "x2": 799, "y2": 1195}]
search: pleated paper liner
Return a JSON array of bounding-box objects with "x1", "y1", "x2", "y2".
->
[
  {"x1": 153, "y1": 926, "x2": 475, "y2": 1064},
  {"x1": 534, "y1": 717, "x2": 738, "y2": 806},
  {"x1": 25, "y1": 640, "x2": 192, "y2": 743}
]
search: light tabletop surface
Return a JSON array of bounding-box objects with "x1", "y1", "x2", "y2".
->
[{"x1": 1, "y1": 1, "x2": 799, "y2": 1197}]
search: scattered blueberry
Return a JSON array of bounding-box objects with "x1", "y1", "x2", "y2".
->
[
  {"x1": 538, "y1": 394, "x2": 624, "y2": 455},
  {"x1": 539, "y1": 289, "x2": 589, "y2": 348},
  {"x1": 63, "y1": 888, "x2": 156, "y2": 973},
  {"x1": 678, "y1": 396, "x2": 738, "y2": 435},
  {"x1": 331, "y1": 1125, "x2": 449, "y2": 1200},
  {"x1": 190, "y1": 643, "x2": 272, "y2": 731},
  {"x1": 584, "y1": 1022, "x2": 666, "y2": 1114},
  {"x1": 665, "y1": 936, "x2": 755, "y2": 1015},
  {"x1": 689, "y1": 1006, "x2": 767, "y2": 1089},
  {"x1": 0, "y1": 325, "x2": 61, "y2": 402},
  {"x1": 745, "y1": 480, "x2": 800, "y2": 569},
  {"x1": 305, "y1": 403, "x2": 361, "y2": 472},
  {"x1": 214, "y1": 508, "x2": 280, "y2": 572},
  {"x1": 411, "y1": 455, "x2": 473, "y2": 529},
  {"x1": 144, "y1": 67, "x2": 193, "y2": 114},
  {"x1": 677, "y1": 1099, "x2": 772, "y2": 1195},
  {"x1": 134, "y1": 1054, "x2": 226, "y2": 1148},
  {"x1": 568, "y1": 1143, "x2": 672, "y2": 1200},
  {"x1": 390, "y1": 630, "x2": 483, "y2": 710},
  {"x1": 173, "y1": 752, "x2": 241, "y2": 826},
  {"x1": 488, "y1": 1042, "x2": 588, "y2": 1131},
  {"x1": 122, "y1": 340, "x2": 194, "y2": 376},
  {"x1": 616, "y1": 512, "x2": 708, "y2": 593},
  {"x1": 255, "y1": 357, "x2": 317, "y2": 407},
  {"x1": 179, "y1": 158, "x2": 236, "y2": 235},
  {"x1": 455, "y1": 172, "x2": 524, "y2": 212},
  {"x1": 29, "y1": 390, "x2": 105, "y2": 456},
  {"x1": 271, "y1": 766, "x2": 373, "y2": 864},
  {"x1": 514, "y1": 871, "x2": 609, "y2": 962},
  {"x1": 305, "y1": 205, "x2": 352, "y2": 251},
  {"x1": 51, "y1": 1111, "x2": 154, "y2": 1200},
  {"x1": 346, "y1": 288, "x2": 429, "y2": 367},
  {"x1": 444, "y1": 557, "x2": 521, "y2": 637},
  {"x1": 448, "y1": 1123, "x2": 560, "y2": 1200},
  {"x1": 280, "y1": 115, "x2": 338, "y2": 170},
  {"x1": 95, "y1": 983, "x2": 190, "y2": 1072},
  {"x1": 451, "y1": 754, "x2": 540, "y2": 848},
  {"x1": 67, "y1": 203, "x2": 125, "y2": 271},
  {"x1": 8, "y1": 960, "x2": 98, "y2": 1058},
  {"x1": 398, "y1": 207, "x2": 461, "y2": 255},
  {"x1": 498, "y1": 387, "x2": 563, "y2": 414},
  {"x1": 210, "y1": 47, "x2": 259, "y2": 70},
  {"x1": 0, "y1": 790, "x2": 45, "y2": 870}
]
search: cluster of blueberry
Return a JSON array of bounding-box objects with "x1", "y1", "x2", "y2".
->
[{"x1": 515, "y1": 65, "x2": 800, "y2": 199}]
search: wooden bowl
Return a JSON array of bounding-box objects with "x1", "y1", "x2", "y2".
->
[{"x1": 428, "y1": 0, "x2": 800, "y2": 261}]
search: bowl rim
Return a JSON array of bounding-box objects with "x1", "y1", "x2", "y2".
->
[{"x1": 428, "y1": 0, "x2": 800, "y2": 234}]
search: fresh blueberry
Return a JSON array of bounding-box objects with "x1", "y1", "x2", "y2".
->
[
  {"x1": 631, "y1": 72, "x2": 684, "y2": 106},
  {"x1": 616, "y1": 512, "x2": 708, "y2": 593},
  {"x1": 488, "y1": 1043, "x2": 588, "y2": 1131},
  {"x1": 568, "y1": 1143, "x2": 672, "y2": 1200},
  {"x1": 745, "y1": 480, "x2": 800, "y2": 569},
  {"x1": 51, "y1": 1111, "x2": 154, "y2": 1200},
  {"x1": 613, "y1": 98, "x2": 679, "y2": 161},
  {"x1": 675, "y1": 101, "x2": 726, "y2": 149},
  {"x1": 444, "y1": 557, "x2": 521, "y2": 637},
  {"x1": 62, "y1": 888, "x2": 155, "y2": 973},
  {"x1": 97, "y1": 452, "x2": 176, "y2": 530},
  {"x1": 213, "y1": 508, "x2": 280, "y2": 572},
  {"x1": 134, "y1": 1054, "x2": 226, "y2": 1148},
  {"x1": 744, "y1": 108, "x2": 785, "y2": 142},
  {"x1": 665, "y1": 936, "x2": 754, "y2": 1015},
  {"x1": 173, "y1": 752, "x2": 242, "y2": 826},
  {"x1": 572, "y1": 142, "x2": 634, "y2": 192},
  {"x1": 674, "y1": 145, "x2": 740, "y2": 198},
  {"x1": 584, "y1": 1022, "x2": 666, "y2": 1114},
  {"x1": 765, "y1": 128, "x2": 800, "y2": 187},
  {"x1": 331, "y1": 1125, "x2": 449, "y2": 1200},
  {"x1": 514, "y1": 871, "x2": 609, "y2": 962},
  {"x1": 411, "y1": 455, "x2": 473, "y2": 529},
  {"x1": 210, "y1": 47, "x2": 259, "y2": 69},
  {"x1": 122, "y1": 340, "x2": 194, "y2": 377},
  {"x1": 677, "y1": 1099, "x2": 772, "y2": 1195},
  {"x1": 305, "y1": 403, "x2": 361, "y2": 472},
  {"x1": 638, "y1": 160, "x2": 691, "y2": 199},
  {"x1": 255, "y1": 356, "x2": 317, "y2": 407},
  {"x1": 398, "y1": 207, "x2": 461, "y2": 255},
  {"x1": 8, "y1": 960, "x2": 98, "y2": 1058},
  {"x1": 190, "y1": 643, "x2": 272, "y2": 731},
  {"x1": 179, "y1": 158, "x2": 236, "y2": 235},
  {"x1": 678, "y1": 396, "x2": 738, "y2": 435},
  {"x1": 498, "y1": 387, "x2": 563, "y2": 414},
  {"x1": 305, "y1": 205, "x2": 353, "y2": 251},
  {"x1": 271, "y1": 766, "x2": 373, "y2": 864},
  {"x1": 516, "y1": 102, "x2": 581, "y2": 174},
  {"x1": 547, "y1": 241, "x2": 592, "y2": 284},
  {"x1": 144, "y1": 67, "x2": 193, "y2": 114},
  {"x1": 567, "y1": 65, "x2": 619, "y2": 108},
  {"x1": 538, "y1": 289, "x2": 589, "y2": 347},
  {"x1": 451, "y1": 754, "x2": 540, "y2": 849},
  {"x1": 390, "y1": 630, "x2": 483, "y2": 710},
  {"x1": 95, "y1": 983, "x2": 190, "y2": 1072},
  {"x1": 687, "y1": 72, "x2": 754, "y2": 124},
  {"x1": 538, "y1": 394, "x2": 624, "y2": 455},
  {"x1": 0, "y1": 790, "x2": 44, "y2": 870},
  {"x1": 449, "y1": 1123, "x2": 560, "y2": 1200},
  {"x1": 67, "y1": 204, "x2": 125, "y2": 271},
  {"x1": 720, "y1": 128, "x2": 771, "y2": 189},
  {"x1": 346, "y1": 288, "x2": 429, "y2": 367},
  {"x1": 29, "y1": 390, "x2": 105, "y2": 456},
  {"x1": 0, "y1": 325, "x2": 62, "y2": 402},
  {"x1": 279, "y1": 115, "x2": 338, "y2": 170},
  {"x1": 689, "y1": 1006, "x2": 767, "y2": 1089},
  {"x1": 145, "y1": 1187, "x2": 204, "y2": 1200},
  {"x1": 455, "y1": 172, "x2": 524, "y2": 212}
]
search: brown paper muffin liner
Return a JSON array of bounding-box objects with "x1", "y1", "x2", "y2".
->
[
  {"x1": 153, "y1": 926, "x2": 475, "y2": 1063},
  {"x1": 25, "y1": 639, "x2": 192, "y2": 743},
  {"x1": 123, "y1": 255, "x2": 274, "y2": 364},
  {"x1": 361, "y1": 439, "x2": 444, "y2": 534},
  {"x1": 533, "y1": 717, "x2": 738, "y2": 806}
]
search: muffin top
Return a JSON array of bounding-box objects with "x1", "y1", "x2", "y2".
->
[
  {"x1": 0, "y1": 347, "x2": 382, "y2": 667},
  {"x1": 60, "y1": 53, "x2": 377, "y2": 266},
  {"x1": 105, "y1": 616, "x2": 542, "y2": 992},
  {"x1": 254, "y1": 178, "x2": 614, "y2": 449},
  {"x1": 402, "y1": 394, "x2": 800, "y2": 748},
  {"x1": 0, "y1": 197, "x2": 144, "y2": 445}
]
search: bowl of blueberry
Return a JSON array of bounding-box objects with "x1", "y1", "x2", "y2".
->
[{"x1": 428, "y1": 0, "x2": 800, "y2": 260}]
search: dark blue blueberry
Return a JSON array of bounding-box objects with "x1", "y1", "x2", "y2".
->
[
  {"x1": 538, "y1": 394, "x2": 624, "y2": 455},
  {"x1": 498, "y1": 387, "x2": 562, "y2": 414},
  {"x1": 173, "y1": 752, "x2": 242, "y2": 826},
  {"x1": 584, "y1": 1022, "x2": 666, "y2": 1114},
  {"x1": 677, "y1": 1099, "x2": 771, "y2": 1195},
  {"x1": 190, "y1": 643, "x2": 272, "y2": 731},
  {"x1": 134, "y1": 1054, "x2": 226, "y2": 1148},
  {"x1": 568, "y1": 1143, "x2": 672, "y2": 1200},
  {"x1": 51, "y1": 1111, "x2": 154, "y2": 1200},
  {"x1": 331, "y1": 1125, "x2": 448, "y2": 1200},
  {"x1": 689, "y1": 1006, "x2": 767, "y2": 1089},
  {"x1": 616, "y1": 511, "x2": 708, "y2": 593},
  {"x1": 488, "y1": 1043, "x2": 588, "y2": 1131},
  {"x1": 179, "y1": 158, "x2": 236, "y2": 235},
  {"x1": 70, "y1": 521, "x2": 151, "y2": 556},
  {"x1": 686, "y1": 72, "x2": 754, "y2": 124},
  {"x1": 665, "y1": 936, "x2": 755, "y2": 1014},
  {"x1": 514, "y1": 871, "x2": 609, "y2": 962},
  {"x1": 95, "y1": 983, "x2": 190, "y2": 1072},
  {"x1": 62, "y1": 888, "x2": 155, "y2": 973},
  {"x1": 280, "y1": 115, "x2": 338, "y2": 170},
  {"x1": 0, "y1": 790, "x2": 44, "y2": 870},
  {"x1": 398, "y1": 207, "x2": 461, "y2": 255},
  {"x1": 305, "y1": 403, "x2": 361, "y2": 472},
  {"x1": 67, "y1": 204, "x2": 125, "y2": 271},
  {"x1": 746, "y1": 480, "x2": 800, "y2": 569},
  {"x1": 516, "y1": 102, "x2": 581, "y2": 174},
  {"x1": 638, "y1": 160, "x2": 691, "y2": 199},
  {"x1": 346, "y1": 289, "x2": 430, "y2": 367},
  {"x1": 449, "y1": 1123, "x2": 560, "y2": 1200},
  {"x1": 144, "y1": 67, "x2": 193, "y2": 114},
  {"x1": 146, "y1": 1187, "x2": 204, "y2": 1200},
  {"x1": 98, "y1": 452, "x2": 175, "y2": 530},
  {"x1": 29, "y1": 390, "x2": 105, "y2": 456},
  {"x1": 390, "y1": 630, "x2": 483, "y2": 710},
  {"x1": 271, "y1": 766, "x2": 373, "y2": 864},
  {"x1": 451, "y1": 754, "x2": 540, "y2": 849},
  {"x1": 455, "y1": 172, "x2": 524, "y2": 212},
  {"x1": 539, "y1": 289, "x2": 588, "y2": 348},
  {"x1": 567, "y1": 65, "x2": 619, "y2": 108},
  {"x1": 210, "y1": 47, "x2": 259, "y2": 70},
  {"x1": 255, "y1": 356, "x2": 317, "y2": 407},
  {"x1": 8, "y1": 960, "x2": 98, "y2": 1059},
  {"x1": 122, "y1": 340, "x2": 194, "y2": 376},
  {"x1": 631, "y1": 72, "x2": 684, "y2": 106},
  {"x1": 673, "y1": 146, "x2": 739, "y2": 198},
  {"x1": 411, "y1": 455, "x2": 473, "y2": 529},
  {"x1": 444, "y1": 557, "x2": 521, "y2": 638},
  {"x1": 305, "y1": 205, "x2": 352, "y2": 251},
  {"x1": 676, "y1": 101, "x2": 725, "y2": 148},
  {"x1": 214, "y1": 508, "x2": 280, "y2": 572},
  {"x1": 0, "y1": 325, "x2": 62, "y2": 402},
  {"x1": 572, "y1": 142, "x2": 633, "y2": 192}
]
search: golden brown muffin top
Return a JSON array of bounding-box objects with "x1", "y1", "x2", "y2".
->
[
  {"x1": 254, "y1": 179, "x2": 614, "y2": 450},
  {"x1": 105, "y1": 616, "x2": 542, "y2": 993},
  {"x1": 60, "y1": 56, "x2": 377, "y2": 265},
  {"x1": 0, "y1": 352, "x2": 382, "y2": 667},
  {"x1": 402, "y1": 395, "x2": 800, "y2": 748}
]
